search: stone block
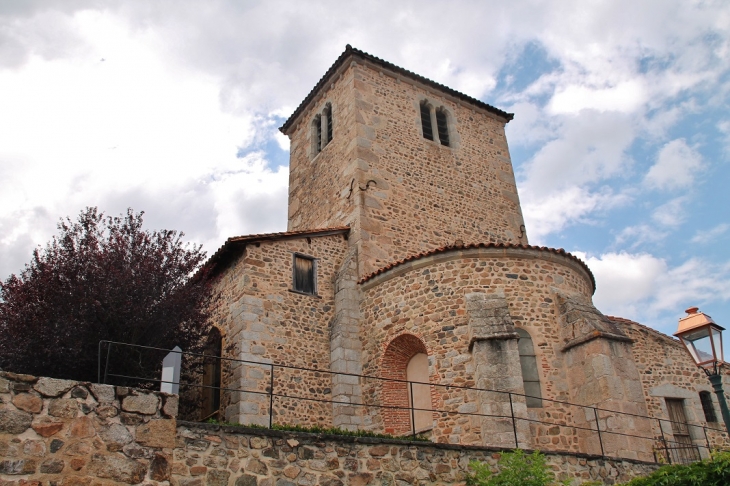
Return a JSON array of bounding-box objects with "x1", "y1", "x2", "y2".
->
[
  {"x1": 89, "y1": 384, "x2": 116, "y2": 403},
  {"x1": 87, "y1": 453, "x2": 146, "y2": 484},
  {"x1": 136, "y1": 419, "x2": 176, "y2": 448},
  {"x1": 162, "y1": 395, "x2": 179, "y2": 417},
  {"x1": 99, "y1": 423, "x2": 133, "y2": 451},
  {"x1": 121, "y1": 393, "x2": 160, "y2": 415},
  {"x1": 12, "y1": 393, "x2": 43, "y2": 413},
  {"x1": 0, "y1": 409, "x2": 33, "y2": 434},
  {"x1": 34, "y1": 378, "x2": 76, "y2": 398},
  {"x1": 40, "y1": 458, "x2": 65, "y2": 474},
  {"x1": 48, "y1": 398, "x2": 78, "y2": 418}
]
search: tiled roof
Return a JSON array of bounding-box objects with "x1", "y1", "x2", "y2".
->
[
  {"x1": 203, "y1": 227, "x2": 350, "y2": 276},
  {"x1": 357, "y1": 242, "x2": 596, "y2": 291},
  {"x1": 606, "y1": 316, "x2": 680, "y2": 344},
  {"x1": 279, "y1": 45, "x2": 513, "y2": 134}
]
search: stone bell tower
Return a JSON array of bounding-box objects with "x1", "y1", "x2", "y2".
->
[{"x1": 280, "y1": 45, "x2": 527, "y2": 278}]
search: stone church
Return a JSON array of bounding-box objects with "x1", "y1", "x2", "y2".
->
[{"x1": 203, "y1": 45, "x2": 729, "y2": 462}]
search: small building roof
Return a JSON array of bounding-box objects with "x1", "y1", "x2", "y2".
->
[
  {"x1": 280, "y1": 45, "x2": 514, "y2": 135},
  {"x1": 202, "y1": 227, "x2": 350, "y2": 277}
]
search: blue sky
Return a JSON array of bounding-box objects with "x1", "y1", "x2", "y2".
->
[{"x1": 0, "y1": 0, "x2": 728, "y2": 341}]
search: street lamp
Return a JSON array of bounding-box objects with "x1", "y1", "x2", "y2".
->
[{"x1": 674, "y1": 307, "x2": 730, "y2": 435}]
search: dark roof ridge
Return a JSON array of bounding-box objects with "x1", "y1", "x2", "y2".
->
[
  {"x1": 280, "y1": 45, "x2": 513, "y2": 134},
  {"x1": 357, "y1": 242, "x2": 596, "y2": 291}
]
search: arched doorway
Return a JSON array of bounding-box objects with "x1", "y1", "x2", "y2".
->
[{"x1": 381, "y1": 334, "x2": 433, "y2": 435}]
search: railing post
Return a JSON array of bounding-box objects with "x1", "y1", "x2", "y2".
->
[
  {"x1": 103, "y1": 342, "x2": 112, "y2": 385},
  {"x1": 508, "y1": 392, "x2": 518, "y2": 449},
  {"x1": 409, "y1": 381, "x2": 416, "y2": 439},
  {"x1": 269, "y1": 363, "x2": 275, "y2": 429},
  {"x1": 593, "y1": 407, "x2": 604, "y2": 457},
  {"x1": 658, "y1": 418, "x2": 672, "y2": 465}
]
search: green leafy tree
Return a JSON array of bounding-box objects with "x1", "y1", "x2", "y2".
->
[
  {"x1": 466, "y1": 449, "x2": 563, "y2": 486},
  {"x1": 0, "y1": 207, "x2": 214, "y2": 383}
]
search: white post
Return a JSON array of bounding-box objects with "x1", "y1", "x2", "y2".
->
[{"x1": 161, "y1": 346, "x2": 182, "y2": 394}]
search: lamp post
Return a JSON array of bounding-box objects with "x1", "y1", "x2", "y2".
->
[{"x1": 674, "y1": 307, "x2": 730, "y2": 435}]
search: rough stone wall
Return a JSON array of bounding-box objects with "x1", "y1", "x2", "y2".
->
[
  {"x1": 286, "y1": 64, "x2": 358, "y2": 234},
  {"x1": 358, "y1": 247, "x2": 595, "y2": 448},
  {"x1": 347, "y1": 63, "x2": 526, "y2": 277},
  {"x1": 172, "y1": 423, "x2": 659, "y2": 486},
  {"x1": 285, "y1": 60, "x2": 527, "y2": 279},
  {"x1": 208, "y1": 234, "x2": 349, "y2": 427},
  {"x1": 620, "y1": 319, "x2": 730, "y2": 451},
  {"x1": 0, "y1": 371, "x2": 177, "y2": 485}
]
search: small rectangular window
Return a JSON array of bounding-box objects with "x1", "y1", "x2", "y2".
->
[{"x1": 293, "y1": 254, "x2": 316, "y2": 295}]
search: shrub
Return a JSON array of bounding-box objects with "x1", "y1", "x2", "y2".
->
[
  {"x1": 620, "y1": 450, "x2": 730, "y2": 485},
  {"x1": 466, "y1": 449, "x2": 564, "y2": 486}
]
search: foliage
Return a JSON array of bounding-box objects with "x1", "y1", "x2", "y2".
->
[
  {"x1": 204, "y1": 419, "x2": 430, "y2": 441},
  {"x1": 466, "y1": 449, "x2": 565, "y2": 486},
  {"x1": 0, "y1": 207, "x2": 214, "y2": 383},
  {"x1": 620, "y1": 450, "x2": 730, "y2": 486}
]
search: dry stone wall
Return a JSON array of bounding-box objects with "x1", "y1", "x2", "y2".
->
[
  {"x1": 172, "y1": 422, "x2": 658, "y2": 485},
  {"x1": 209, "y1": 234, "x2": 349, "y2": 427},
  {"x1": 0, "y1": 371, "x2": 177, "y2": 485}
]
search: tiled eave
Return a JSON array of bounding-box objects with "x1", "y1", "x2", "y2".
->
[
  {"x1": 358, "y1": 242, "x2": 596, "y2": 293},
  {"x1": 279, "y1": 45, "x2": 513, "y2": 135},
  {"x1": 201, "y1": 227, "x2": 350, "y2": 278}
]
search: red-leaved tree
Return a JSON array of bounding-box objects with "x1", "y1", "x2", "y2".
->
[{"x1": 0, "y1": 207, "x2": 214, "y2": 383}]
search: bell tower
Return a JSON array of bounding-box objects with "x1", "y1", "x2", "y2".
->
[{"x1": 280, "y1": 46, "x2": 527, "y2": 277}]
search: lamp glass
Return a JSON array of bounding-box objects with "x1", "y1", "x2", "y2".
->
[
  {"x1": 680, "y1": 326, "x2": 716, "y2": 366},
  {"x1": 711, "y1": 327, "x2": 724, "y2": 363}
]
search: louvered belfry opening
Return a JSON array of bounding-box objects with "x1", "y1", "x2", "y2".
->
[
  {"x1": 420, "y1": 102, "x2": 433, "y2": 141},
  {"x1": 293, "y1": 254, "x2": 315, "y2": 294},
  {"x1": 436, "y1": 109, "x2": 449, "y2": 146}
]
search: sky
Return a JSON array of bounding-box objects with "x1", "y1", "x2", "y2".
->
[{"x1": 1, "y1": 0, "x2": 729, "y2": 341}]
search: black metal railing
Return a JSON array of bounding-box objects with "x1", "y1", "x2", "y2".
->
[{"x1": 98, "y1": 340, "x2": 728, "y2": 465}]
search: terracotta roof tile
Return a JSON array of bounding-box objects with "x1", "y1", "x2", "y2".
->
[
  {"x1": 357, "y1": 242, "x2": 596, "y2": 291},
  {"x1": 279, "y1": 45, "x2": 513, "y2": 134}
]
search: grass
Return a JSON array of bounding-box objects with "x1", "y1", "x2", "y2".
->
[{"x1": 203, "y1": 419, "x2": 430, "y2": 441}]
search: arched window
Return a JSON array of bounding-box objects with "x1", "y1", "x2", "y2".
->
[
  {"x1": 311, "y1": 103, "x2": 333, "y2": 157},
  {"x1": 516, "y1": 328, "x2": 542, "y2": 408},
  {"x1": 381, "y1": 334, "x2": 433, "y2": 435},
  {"x1": 700, "y1": 391, "x2": 717, "y2": 422},
  {"x1": 419, "y1": 100, "x2": 451, "y2": 147},
  {"x1": 312, "y1": 114, "x2": 322, "y2": 155},
  {"x1": 420, "y1": 101, "x2": 434, "y2": 141},
  {"x1": 201, "y1": 327, "x2": 222, "y2": 420}
]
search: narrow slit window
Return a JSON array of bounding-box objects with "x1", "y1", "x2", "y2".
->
[
  {"x1": 324, "y1": 103, "x2": 333, "y2": 145},
  {"x1": 517, "y1": 328, "x2": 542, "y2": 408},
  {"x1": 313, "y1": 115, "x2": 322, "y2": 154},
  {"x1": 420, "y1": 102, "x2": 433, "y2": 141},
  {"x1": 700, "y1": 391, "x2": 717, "y2": 422},
  {"x1": 436, "y1": 109, "x2": 449, "y2": 146},
  {"x1": 293, "y1": 254, "x2": 316, "y2": 295}
]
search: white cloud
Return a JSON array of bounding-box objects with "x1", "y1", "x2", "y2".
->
[
  {"x1": 548, "y1": 80, "x2": 647, "y2": 115},
  {"x1": 644, "y1": 139, "x2": 704, "y2": 190},
  {"x1": 691, "y1": 223, "x2": 730, "y2": 244},
  {"x1": 577, "y1": 251, "x2": 730, "y2": 330},
  {"x1": 651, "y1": 197, "x2": 688, "y2": 227},
  {"x1": 614, "y1": 224, "x2": 670, "y2": 249}
]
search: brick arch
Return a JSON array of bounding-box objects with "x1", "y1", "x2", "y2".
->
[{"x1": 380, "y1": 333, "x2": 433, "y2": 435}]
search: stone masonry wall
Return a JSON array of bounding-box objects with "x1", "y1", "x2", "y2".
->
[
  {"x1": 0, "y1": 371, "x2": 177, "y2": 485},
  {"x1": 208, "y1": 233, "x2": 348, "y2": 427},
  {"x1": 358, "y1": 247, "x2": 596, "y2": 448},
  {"x1": 285, "y1": 58, "x2": 527, "y2": 279},
  {"x1": 172, "y1": 422, "x2": 659, "y2": 485},
  {"x1": 619, "y1": 318, "x2": 730, "y2": 452}
]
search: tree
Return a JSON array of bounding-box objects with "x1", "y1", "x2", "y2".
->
[{"x1": 0, "y1": 207, "x2": 214, "y2": 384}]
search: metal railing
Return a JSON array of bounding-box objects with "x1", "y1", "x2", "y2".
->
[{"x1": 98, "y1": 340, "x2": 727, "y2": 465}]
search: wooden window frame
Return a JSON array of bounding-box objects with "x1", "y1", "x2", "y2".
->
[{"x1": 291, "y1": 253, "x2": 318, "y2": 296}]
